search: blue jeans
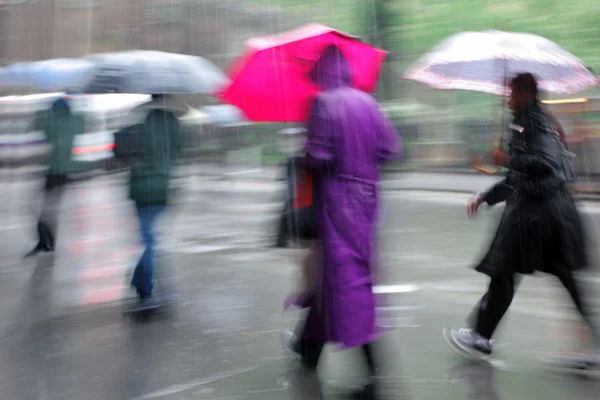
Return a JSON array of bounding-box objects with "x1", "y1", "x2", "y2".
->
[{"x1": 131, "y1": 205, "x2": 166, "y2": 299}]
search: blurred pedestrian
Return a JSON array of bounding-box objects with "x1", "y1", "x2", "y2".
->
[
  {"x1": 284, "y1": 45, "x2": 400, "y2": 398},
  {"x1": 278, "y1": 153, "x2": 319, "y2": 308},
  {"x1": 122, "y1": 94, "x2": 181, "y2": 311},
  {"x1": 445, "y1": 73, "x2": 598, "y2": 370},
  {"x1": 25, "y1": 96, "x2": 83, "y2": 257}
]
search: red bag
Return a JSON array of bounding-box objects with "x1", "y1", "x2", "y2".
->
[
  {"x1": 277, "y1": 156, "x2": 317, "y2": 243},
  {"x1": 292, "y1": 170, "x2": 313, "y2": 209}
]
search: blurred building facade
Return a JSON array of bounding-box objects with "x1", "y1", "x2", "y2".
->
[{"x1": 0, "y1": 0, "x2": 293, "y2": 69}]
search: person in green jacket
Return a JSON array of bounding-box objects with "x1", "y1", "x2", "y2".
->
[
  {"x1": 127, "y1": 94, "x2": 181, "y2": 310},
  {"x1": 26, "y1": 96, "x2": 83, "y2": 257}
]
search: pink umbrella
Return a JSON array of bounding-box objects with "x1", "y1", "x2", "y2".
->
[{"x1": 215, "y1": 24, "x2": 387, "y2": 122}]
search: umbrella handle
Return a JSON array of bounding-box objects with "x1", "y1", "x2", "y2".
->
[
  {"x1": 471, "y1": 163, "x2": 501, "y2": 175},
  {"x1": 471, "y1": 64, "x2": 508, "y2": 176}
]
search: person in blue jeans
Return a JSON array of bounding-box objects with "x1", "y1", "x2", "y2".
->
[
  {"x1": 119, "y1": 94, "x2": 181, "y2": 310},
  {"x1": 130, "y1": 205, "x2": 166, "y2": 302}
]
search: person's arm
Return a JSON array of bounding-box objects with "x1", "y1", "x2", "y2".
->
[
  {"x1": 169, "y1": 115, "x2": 182, "y2": 162},
  {"x1": 478, "y1": 179, "x2": 513, "y2": 206},
  {"x1": 467, "y1": 178, "x2": 513, "y2": 217},
  {"x1": 304, "y1": 97, "x2": 336, "y2": 171},
  {"x1": 376, "y1": 105, "x2": 402, "y2": 164},
  {"x1": 42, "y1": 110, "x2": 55, "y2": 144}
]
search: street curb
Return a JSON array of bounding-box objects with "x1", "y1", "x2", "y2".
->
[
  {"x1": 4, "y1": 168, "x2": 600, "y2": 201},
  {"x1": 381, "y1": 187, "x2": 600, "y2": 201}
]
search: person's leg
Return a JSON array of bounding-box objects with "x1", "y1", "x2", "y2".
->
[
  {"x1": 27, "y1": 175, "x2": 64, "y2": 256},
  {"x1": 275, "y1": 211, "x2": 288, "y2": 248},
  {"x1": 362, "y1": 342, "x2": 377, "y2": 377},
  {"x1": 446, "y1": 270, "x2": 518, "y2": 356},
  {"x1": 296, "y1": 305, "x2": 326, "y2": 371},
  {"x1": 541, "y1": 269, "x2": 600, "y2": 370},
  {"x1": 131, "y1": 206, "x2": 152, "y2": 298},
  {"x1": 41, "y1": 175, "x2": 67, "y2": 249},
  {"x1": 299, "y1": 338, "x2": 325, "y2": 371},
  {"x1": 468, "y1": 274, "x2": 523, "y2": 334},
  {"x1": 131, "y1": 206, "x2": 165, "y2": 299},
  {"x1": 475, "y1": 270, "x2": 518, "y2": 340},
  {"x1": 555, "y1": 268, "x2": 599, "y2": 347}
]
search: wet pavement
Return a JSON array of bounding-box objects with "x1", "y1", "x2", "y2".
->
[{"x1": 0, "y1": 172, "x2": 600, "y2": 399}]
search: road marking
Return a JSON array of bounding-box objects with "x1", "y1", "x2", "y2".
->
[
  {"x1": 224, "y1": 169, "x2": 263, "y2": 176},
  {"x1": 373, "y1": 284, "x2": 420, "y2": 294},
  {"x1": 377, "y1": 305, "x2": 424, "y2": 311},
  {"x1": 240, "y1": 329, "x2": 280, "y2": 336},
  {"x1": 130, "y1": 367, "x2": 259, "y2": 400}
]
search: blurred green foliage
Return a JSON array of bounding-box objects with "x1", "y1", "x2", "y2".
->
[
  {"x1": 250, "y1": 0, "x2": 600, "y2": 118},
  {"x1": 252, "y1": 0, "x2": 600, "y2": 69}
]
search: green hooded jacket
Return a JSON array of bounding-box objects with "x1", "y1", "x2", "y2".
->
[
  {"x1": 44, "y1": 98, "x2": 84, "y2": 175},
  {"x1": 128, "y1": 108, "x2": 181, "y2": 206}
]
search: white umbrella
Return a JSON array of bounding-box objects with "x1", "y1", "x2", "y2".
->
[{"x1": 403, "y1": 30, "x2": 599, "y2": 95}]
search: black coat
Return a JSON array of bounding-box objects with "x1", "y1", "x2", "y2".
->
[{"x1": 475, "y1": 103, "x2": 589, "y2": 277}]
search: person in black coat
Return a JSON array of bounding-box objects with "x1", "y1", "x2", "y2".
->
[{"x1": 445, "y1": 73, "x2": 598, "y2": 368}]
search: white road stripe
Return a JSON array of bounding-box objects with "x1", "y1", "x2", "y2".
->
[{"x1": 373, "y1": 284, "x2": 421, "y2": 294}]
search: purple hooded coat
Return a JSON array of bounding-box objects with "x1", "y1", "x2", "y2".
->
[{"x1": 301, "y1": 45, "x2": 401, "y2": 349}]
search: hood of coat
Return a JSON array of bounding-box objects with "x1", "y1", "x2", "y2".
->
[
  {"x1": 310, "y1": 45, "x2": 352, "y2": 90},
  {"x1": 51, "y1": 97, "x2": 72, "y2": 115}
]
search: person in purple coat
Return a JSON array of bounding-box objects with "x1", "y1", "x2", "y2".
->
[{"x1": 285, "y1": 45, "x2": 401, "y2": 396}]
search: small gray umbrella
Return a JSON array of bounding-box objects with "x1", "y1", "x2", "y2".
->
[
  {"x1": 0, "y1": 58, "x2": 94, "y2": 92},
  {"x1": 82, "y1": 50, "x2": 229, "y2": 95}
]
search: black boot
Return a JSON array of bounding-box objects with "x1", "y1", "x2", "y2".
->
[
  {"x1": 24, "y1": 242, "x2": 53, "y2": 258},
  {"x1": 25, "y1": 222, "x2": 55, "y2": 258},
  {"x1": 350, "y1": 343, "x2": 379, "y2": 399},
  {"x1": 299, "y1": 339, "x2": 325, "y2": 372},
  {"x1": 349, "y1": 383, "x2": 377, "y2": 400}
]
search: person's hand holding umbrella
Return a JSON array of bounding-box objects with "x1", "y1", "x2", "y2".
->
[{"x1": 488, "y1": 147, "x2": 509, "y2": 167}]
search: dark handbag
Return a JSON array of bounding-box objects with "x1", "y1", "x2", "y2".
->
[
  {"x1": 276, "y1": 157, "x2": 317, "y2": 246},
  {"x1": 113, "y1": 123, "x2": 143, "y2": 164},
  {"x1": 547, "y1": 113, "x2": 577, "y2": 183},
  {"x1": 557, "y1": 142, "x2": 577, "y2": 183}
]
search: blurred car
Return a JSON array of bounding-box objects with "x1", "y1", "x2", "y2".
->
[
  {"x1": 0, "y1": 94, "x2": 255, "y2": 175},
  {"x1": 0, "y1": 92, "x2": 150, "y2": 173}
]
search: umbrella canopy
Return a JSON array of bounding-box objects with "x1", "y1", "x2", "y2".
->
[
  {"x1": 82, "y1": 50, "x2": 229, "y2": 95},
  {"x1": 403, "y1": 30, "x2": 599, "y2": 95},
  {"x1": 216, "y1": 23, "x2": 387, "y2": 122},
  {"x1": 0, "y1": 58, "x2": 95, "y2": 92}
]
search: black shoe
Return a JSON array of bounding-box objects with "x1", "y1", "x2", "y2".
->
[
  {"x1": 541, "y1": 354, "x2": 600, "y2": 373},
  {"x1": 444, "y1": 328, "x2": 493, "y2": 359},
  {"x1": 282, "y1": 330, "x2": 302, "y2": 356},
  {"x1": 348, "y1": 383, "x2": 377, "y2": 400},
  {"x1": 282, "y1": 331, "x2": 322, "y2": 372},
  {"x1": 122, "y1": 296, "x2": 163, "y2": 315},
  {"x1": 287, "y1": 366, "x2": 323, "y2": 399},
  {"x1": 24, "y1": 243, "x2": 53, "y2": 258}
]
